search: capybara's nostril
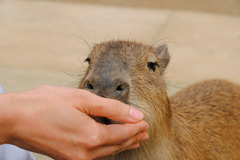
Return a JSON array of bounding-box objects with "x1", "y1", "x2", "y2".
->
[
  {"x1": 116, "y1": 84, "x2": 125, "y2": 92},
  {"x1": 115, "y1": 82, "x2": 129, "y2": 96},
  {"x1": 83, "y1": 80, "x2": 94, "y2": 90}
]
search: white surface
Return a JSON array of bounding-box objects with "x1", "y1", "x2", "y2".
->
[{"x1": 0, "y1": 144, "x2": 35, "y2": 160}]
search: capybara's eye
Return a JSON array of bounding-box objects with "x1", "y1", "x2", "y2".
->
[
  {"x1": 85, "y1": 57, "x2": 91, "y2": 64},
  {"x1": 147, "y1": 62, "x2": 159, "y2": 72}
]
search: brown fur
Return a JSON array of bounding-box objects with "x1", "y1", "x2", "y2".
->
[{"x1": 79, "y1": 40, "x2": 240, "y2": 160}]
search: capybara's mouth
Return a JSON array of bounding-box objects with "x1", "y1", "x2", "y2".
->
[{"x1": 92, "y1": 116, "x2": 112, "y2": 125}]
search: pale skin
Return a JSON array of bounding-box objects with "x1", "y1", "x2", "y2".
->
[{"x1": 0, "y1": 85, "x2": 149, "y2": 160}]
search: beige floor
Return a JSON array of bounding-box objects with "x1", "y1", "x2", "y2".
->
[{"x1": 0, "y1": 0, "x2": 240, "y2": 159}]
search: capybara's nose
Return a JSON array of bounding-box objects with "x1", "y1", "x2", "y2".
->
[{"x1": 83, "y1": 78, "x2": 130, "y2": 100}]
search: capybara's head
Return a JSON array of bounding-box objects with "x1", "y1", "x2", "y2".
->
[{"x1": 79, "y1": 40, "x2": 170, "y2": 126}]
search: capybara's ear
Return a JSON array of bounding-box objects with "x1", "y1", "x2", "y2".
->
[{"x1": 156, "y1": 44, "x2": 170, "y2": 74}]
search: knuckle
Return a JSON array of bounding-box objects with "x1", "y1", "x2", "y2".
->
[
  {"x1": 87, "y1": 128, "x2": 103, "y2": 148},
  {"x1": 109, "y1": 100, "x2": 122, "y2": 114},
  {"x1": 95, "y1": 102, "x2": 104, "y2": 111},
  {"x1": 70, "y1": 138, "x2": 91, "y2": 160},
  {"x1": 108, "y1": 101, "x2": 117, "y2": 114},
  {"x1": 111, "y1": 99, "x2": 121, "y2": 108},
  {"x1": 112, "y1": 99, "x2": 130, "y2": 116}
]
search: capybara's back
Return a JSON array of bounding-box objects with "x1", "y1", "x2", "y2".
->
[{"x1": 170, "y1": 80, "x2": 240, "y2": 160}]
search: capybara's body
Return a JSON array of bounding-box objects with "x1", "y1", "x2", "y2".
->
[
  {"x1": 79, "y1": 40, "x2": 240, "y2": 160},
  {"x1": 171, "y1": 80, "x2": 240, "y2": 160}
]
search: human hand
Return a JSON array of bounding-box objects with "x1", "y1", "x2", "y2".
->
[{"x1": 0, "y1": 85, "x2": 149, "y2": 160}]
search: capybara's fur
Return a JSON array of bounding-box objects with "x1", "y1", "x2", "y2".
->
[{"x1": 79, "y1": 40, "x2": 240, "y2": 160}]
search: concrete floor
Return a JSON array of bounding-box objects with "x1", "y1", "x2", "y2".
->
[{"x1": 0, "y1": 0, "x2": 240, "y2": 159}]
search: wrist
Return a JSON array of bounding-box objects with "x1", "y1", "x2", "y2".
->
[{"x1": 0, "y1": 93, "x2": 22, "y2": 144}]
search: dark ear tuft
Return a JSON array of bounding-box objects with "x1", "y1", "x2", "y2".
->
[{"x1": 156, "y1": 44, "x2": 170, "y2": 74}]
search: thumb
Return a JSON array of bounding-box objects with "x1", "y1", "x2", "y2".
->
[{"x1": 78, "y1": 90, "x2": 144, "y2": 123}]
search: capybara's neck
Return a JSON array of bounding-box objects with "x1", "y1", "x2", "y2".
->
[{"x1": 112, "y1": 89, "x2": 176, "y2": 160}]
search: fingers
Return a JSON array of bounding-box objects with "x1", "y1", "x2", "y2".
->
[
  {"x1": 78, "y1": 90, "x2": 144, "y2": 123},
  {"x1": 100, "y1": 121, "x2": 149, "y2": 145},
  {"x1": 90, "y1": 131, "x2": 149, "y2": 160}
]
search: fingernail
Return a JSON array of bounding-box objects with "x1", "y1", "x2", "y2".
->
[
  {"x1": 145, "y1": 123, "x2": 149, "y2": 130},
  {"x1": 130, "y1": 108, "x2": 144, "y2": 121},
  {"x1": 142, "y1": 134, "x2": 149, "y2": 141},
  {"x1": 131, "y1": 142, "x2": 140, "y2": 149}
]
